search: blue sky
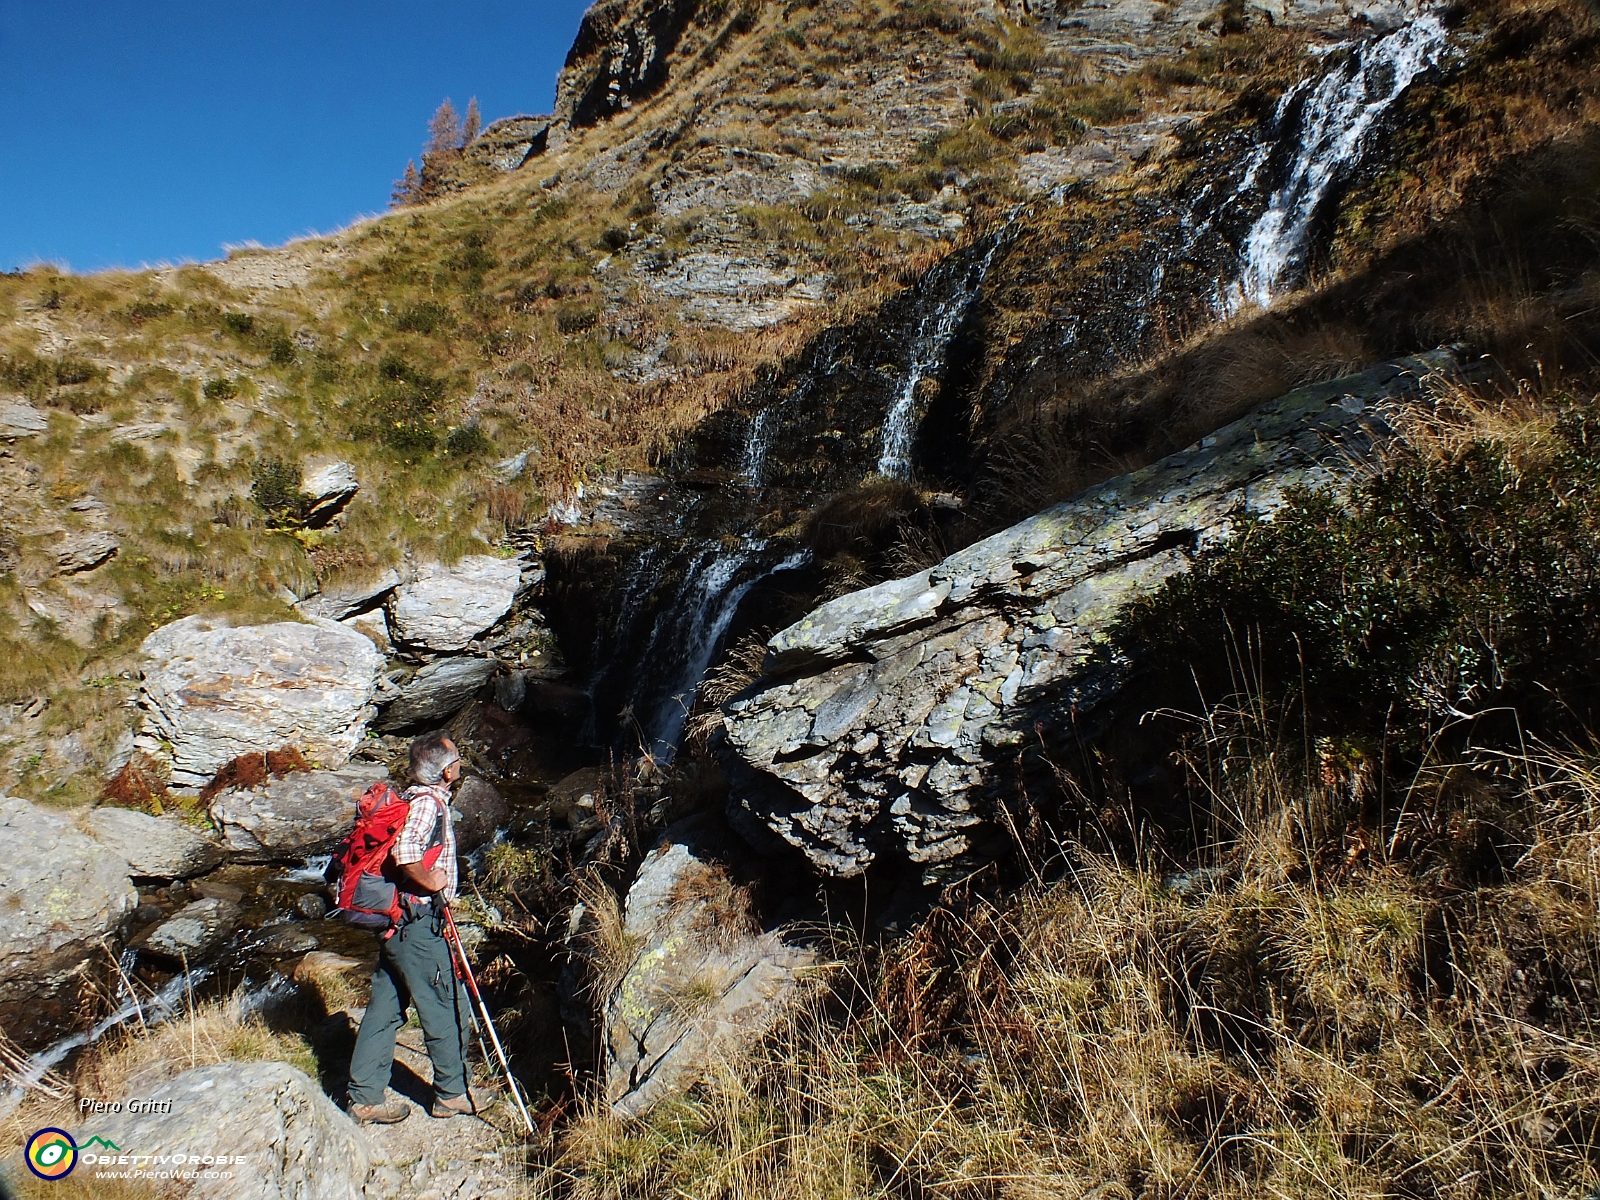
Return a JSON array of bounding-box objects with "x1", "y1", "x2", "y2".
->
[{"x1": 0, "y1": 2, "x2": 593, "y2": 274}]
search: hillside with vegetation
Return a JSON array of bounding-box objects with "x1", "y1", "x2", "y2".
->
[{"x1": 2, "y1": 0, "x2": 1599, "y2": 1196}]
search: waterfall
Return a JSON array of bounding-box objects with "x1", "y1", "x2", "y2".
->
[
  {"x1": 1225, "y1": 12, "x2": 1452, "y2": 311},
  {"x1": 741, "y1": 406, "x2": 778, "y2": 486},
  {"x1": 630, "y1": 545, "x2": 809, "y2": 760},
  {"x1": 876, "y1": 228, "x2": 1011, "y2": 480}
]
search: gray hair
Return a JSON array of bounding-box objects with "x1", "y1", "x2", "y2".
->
[{"x1": 409, "y1": 733, "x2": 459, "y2": 784}]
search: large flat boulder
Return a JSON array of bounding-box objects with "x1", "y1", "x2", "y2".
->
[
  {"x1": 137, "y1": 616, "x2": 385, "y2": 787},
  {"x1": 600, "y1": 817, "x2": 814, "y2": 1116},
  {"x1": 0, "y1": 795, "x2": 137, "y2": 1048},
  {"x1": 387, "y1": 555, "x2": 531, "y2": 652},
  {"x1": 208, "y1": 763, "x2": 390, "y2": 860},
  {"x1": 60, "y1": 1061, "x2": 391, "y2": 1200},
  {"x1": 85, "y1": 806, "x2": 225, "y2": 879},
  {"x1": 723, "y1": 351, "x2": 1463, "y2": 875}
]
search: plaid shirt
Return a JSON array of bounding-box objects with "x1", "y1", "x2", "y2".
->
[{"x1": 393, "y1": 781, "x2": 457, "y2": 900}]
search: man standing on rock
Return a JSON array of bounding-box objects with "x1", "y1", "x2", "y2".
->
[{"x1": 347, "y1": 732, "x2": 474, "y2": 1124}]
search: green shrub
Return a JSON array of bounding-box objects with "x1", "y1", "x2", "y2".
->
[
  {"x1": 249, "y1": 457, "x2": 308, "y2": 525},
  {"x1": 555, "y1": 302, "x2": 600, "y2": 334},
  {"x1": 203, "y1": 377, "x2": 240, "y2": 401},
  {"x1": 394, "y1": 302, "x2": 451, "y2": 333},
  {"x1": 1116, "y1": 410, "x2": 1600, "y2": 752},
  {"x1": 444, "y1": 422, "x2": 493, "y2": 459},
  {"x1": 221, "y1": 312, "x2": 255, "y2": 337}
]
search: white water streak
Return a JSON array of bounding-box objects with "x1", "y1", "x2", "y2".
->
[{"x1": 1227, "y1": 13, "x2": 1451, "y2": 311}]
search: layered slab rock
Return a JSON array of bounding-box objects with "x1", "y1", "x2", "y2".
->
[
  {"x1": 374, "y1": 657, "x2": 498, "y2": 730},
  {"x1": 85, "y1": 806, "x2": 225, "y2": 879},
  {"x1": 601, "y1": 817, "x2": 815, "y2": 1116},
  {"x1": 208, "y1": 763, "x2": 390, "y2": 859},
  {"x1": 55, "y1": 1062, "x2": 391, "y2": 1200},
  {"x1": 296, "y1": 569, "x2": 401, "y2": 622},
  {"x1": 0, "y1": 795, "x2": 137, "y2": 1048},
  {"x1": 137, "y1": 616, "x2": 385, "y2": 787},
  {"x1": 301, "y1": 460, "x2": 359, "y2": 527},
  {"x1": 0, "y1": 399, "x2": 47, "y2": 437},
  {"x1": 723, "y1": 352, "x2": 1461, "y2": 876},
  {"x1": 387, "y1": 554, "x2": 533, "y2": 653},
  {"x1": 56, "y1": 529, "x2": 118, "y2": 573}
]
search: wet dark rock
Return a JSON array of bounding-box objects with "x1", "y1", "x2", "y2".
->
[
  {"x1": 193, "y1": 878, "x2": 247, "y2": 903},
  {"x1": 257, "y1": 925, "x2": 321, "y2": 956},
  {"x1": 297, "y1": 893, "x2": 330, "y2": 920},
  {"x1": 135, "y1": 896, "x2": 244, "y2": 963},
  {"x1": 452, "y1": 776, "x2": 508, "y2": 854}
]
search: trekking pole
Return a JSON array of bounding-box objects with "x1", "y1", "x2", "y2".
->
[{"x1": 440, "y1": 900, "x2": 536, "y2": 1136}]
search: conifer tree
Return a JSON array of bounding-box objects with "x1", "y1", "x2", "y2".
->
[
  {"x1": 391, "y1": 160, "x2": 420, "y2": 207},
  {"x1": 464, "y1": 97, "x2": 482, "y2": 145},
  {"x1": 426, "y1": 98, "x2": 465, "y2": 158}
]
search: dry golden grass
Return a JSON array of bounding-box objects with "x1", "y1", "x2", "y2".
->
[{"x1": 531, "y1": 719, "x2": 1600, "y2": 1200}]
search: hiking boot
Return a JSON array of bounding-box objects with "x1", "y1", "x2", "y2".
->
[
  {"x1": 349, "y1": 1100, "x2": 411, "y2": 1125},
  {"x1": 430, "y1": 1091, "x2": 475, "y2": 1118}
]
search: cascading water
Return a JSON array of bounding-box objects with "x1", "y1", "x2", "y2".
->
[
  {"x1": 741, "y1": 406, "x2": 778, "y2": 486},
  {"x1": 876, "y1": 225, "x2": 1014, "y2": 479},
  {"x1": 1225, "y1": 11, "x2": 1452, "y2": 311},
  {"x1": 627, "y1": 544, "x2": 809, "y2": 760}
]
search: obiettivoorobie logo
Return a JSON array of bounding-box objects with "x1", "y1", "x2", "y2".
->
[{"x1": 23, "y1": 1130, "x2": 121, "y2": 1181}]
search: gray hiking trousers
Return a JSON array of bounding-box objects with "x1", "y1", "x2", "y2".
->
[{"x1": 347, "y1": 910, "x2": 468, "y2": 1107}]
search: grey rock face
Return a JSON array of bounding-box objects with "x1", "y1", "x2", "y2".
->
[
  {"x1": 296, "y1": 569, "x2": 401, "y2": 622},
  {"x1": 723, "y1": 352, "x2": 1461, "y2": 876},
  {"x1": 137, "y1": 616, "x2": 385, "y2": 786},
  {"x1": 56, "y1": 529, "x2": 118, "y2": 573},
  {"x1": 601, "y1": 819, "x2": 815, "y2": 1116},
  {"x1": 85, "y1": 806, "x2": 225, "y2": 879},
  {"x1": 374, "y1": 657, "x2": 498, "y2": 731},
  {"x1": 388, "y1": 555, "x2": 529, "y2": 653},
  {"x1": 0, "y1": 399, "x2": 48, "y2": 437},
  {"x1": 64, "y1": 1061, "x2": 388, "y2": 1200},
  {"x1": 134, "y1": 896, "x2": 243, "y2": 963},
  {"x1": 0, "y1": 795, "x2": 137, "y2": 1047},
  {"x1": 208, "y1": 763, "x2": 390, "y2": 860},
  {"x1": 301, "y1": 461, "x2": 360, "y2": 527}
]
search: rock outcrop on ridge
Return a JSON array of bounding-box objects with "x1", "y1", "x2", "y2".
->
[{"x1": 722, "y1": 350, "x2": 1463, "y2": 876}]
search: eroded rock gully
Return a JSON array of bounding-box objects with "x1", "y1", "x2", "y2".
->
[{"x1": 721, "y1": 350, "x2": 1464, "y2": 876}]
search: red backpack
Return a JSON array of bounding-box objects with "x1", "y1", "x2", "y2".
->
[{"x1": 328, "y1": 781, "x2": 444, "y2": 934}]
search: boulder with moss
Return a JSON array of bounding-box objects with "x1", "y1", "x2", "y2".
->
[
  {"x1": 136, "y1": 616, "x2": 385, "y2": 787},
  {"x1": 722, "y1": 352, "x2": 1465, "y2": 876},
  {"x1": 85, "y1": 805, "x2": 225, "y2": 878},
  {"x1": 599, "y1": 816, "x2": 815, "y2": 1116},
  {"x1": 0, "y1": 795, "x2": 138, "y2": 1049},
  {"x1": 387, "y1": 554, "x2": 541, "y2": 654},
  {"x1": 208, "y1": 762, "x2": 390, "y2": 860}
]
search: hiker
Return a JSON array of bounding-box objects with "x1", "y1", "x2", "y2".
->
[{"x1": 345, "y1": 732, "x2": 475, "y2": 1125}]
